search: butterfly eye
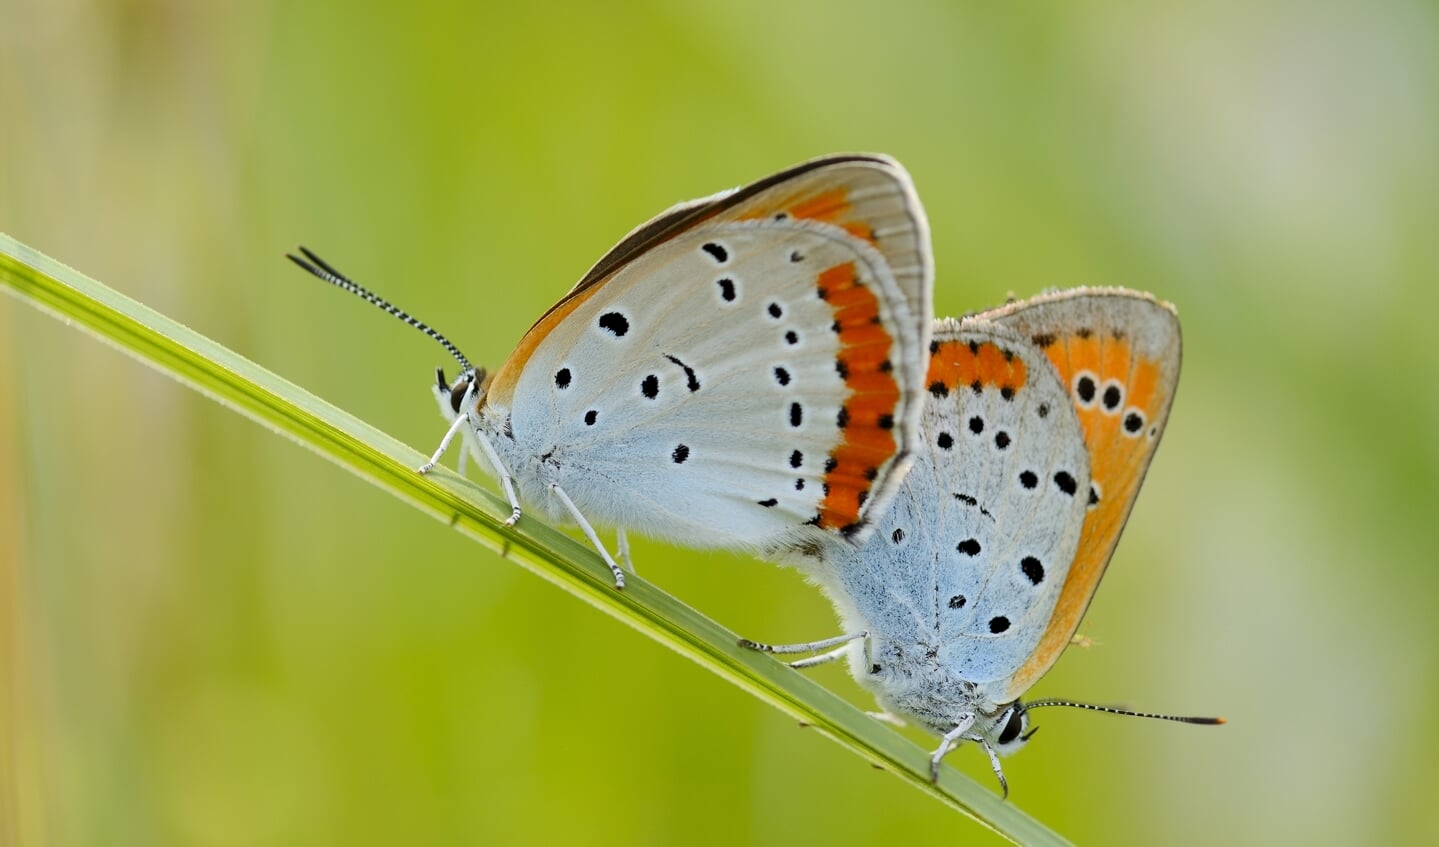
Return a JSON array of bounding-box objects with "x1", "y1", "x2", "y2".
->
[
  {"x1": 996, "y1": 705, "x2": 1029, "y2": 747},
  {"x1": 448, "y1": 368, "x2": 485, "y2": 413}
]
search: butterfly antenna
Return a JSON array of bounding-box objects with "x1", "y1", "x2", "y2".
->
[
  {"x1": 1022, "y1": 698, "x2": 1225, "y2": 726},
  {"x1": 286, "y1": 246, "x2": 474, "y2": 372}
]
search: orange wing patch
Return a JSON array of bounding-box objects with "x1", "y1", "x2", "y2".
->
[
  {"x1": 739, "y1": 186, "x2": 879, "y2": 245},
  {"x1": 926, "y1": 338, "x2": 1028, "y2": 396},
  {"x1": 1006, "y1": 330, "x2": 1174, "y2": 697},
  {"x1": 812, "y1": 262, "x2": 902, "y2": 535}
]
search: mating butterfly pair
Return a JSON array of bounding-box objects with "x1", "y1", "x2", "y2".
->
[{"x1": 289, "y1": 154, "x2": 1219, "y2": 792}]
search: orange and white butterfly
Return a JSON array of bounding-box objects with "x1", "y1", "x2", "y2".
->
[
  {"x1": 290, "y1": 155, "x2": 933, "y2": 588},
  {"x1": 744, "y1": 289, "x2": 1221, "y2": 792}
]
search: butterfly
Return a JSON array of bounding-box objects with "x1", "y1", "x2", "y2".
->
[
  {"x1": 743, "y1": 288, "x2": 1222, "y2": 793},
  {"x1": 289, "y1": 155, "x2": 935, "y2": 589}
]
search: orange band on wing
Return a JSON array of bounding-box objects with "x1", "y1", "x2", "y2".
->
[
  {"x1": 787, "y1": 188, "x2": 849, "y2": 222},
  {"x1": 1008, "y1": 333, "x2": 1174, "y2": 698},
  {"x1": 738, "y1": 186, "x2": 880, "y2": 246},
  {"x1": 813, "y1": 262, "x2": 901, "y2": 534},
  {"x1": 926, "y1": 339, "x2": 1028, "y2": 394}
]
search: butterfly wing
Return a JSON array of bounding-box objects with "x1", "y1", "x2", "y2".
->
[
  {"x1": 976, "y1": 288, "x2": 1182, "y2": 701},
  {"x1": 818, "y1": 317, "x2": 1090, "y2": 687},
  {"x1": 549, "y1": 154, "x2": 931, "y2": 334},
  {"x1": 483, "y1": 157, "x2": 933, "y2": 549}
]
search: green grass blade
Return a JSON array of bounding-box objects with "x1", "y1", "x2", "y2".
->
[{"x1": 0, "y1": 231, "x2": 1072, "y2": 847}]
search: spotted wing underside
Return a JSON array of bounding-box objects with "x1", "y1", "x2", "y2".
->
[
  {"x1": 484, "y1": 157, "x2": 934, "y2": 549},
  {"x1": 977, "y1": 288, "x2": 1182, "y2": 700},
  {"x1": 818, "y1": 318, "x2": 1090, "y2": 686}
]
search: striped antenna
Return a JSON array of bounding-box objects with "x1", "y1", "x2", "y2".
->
[
  {"x1": 287, "y1": 246, "x2": 474, "y2": 373},
  {"x1": 1021, "y1": 698, "x2": 1225, "y2": 726}
]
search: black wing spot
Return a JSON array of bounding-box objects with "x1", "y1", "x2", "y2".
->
[
  {"x1": 1037, "y1": 403, "x2": 1050, "y2": 419},
  {"x1": 1088, "y1": 485, "x2": 1101, "y2": 506},
  {"x1": 1020, "y1": 556, "x2": 1045, "y2": 585},
  {"x1": 824, "y1": 457, "x2": 838, "y2": 473},
  {"x1": 955, "y1": 494, "x2": 978, "y2": 507},
  {"x1": 664, "y1": 355, "x2": 701, "y2": 392},
  {"x1": 758, "y1": 498, "x2": 778, "y2": 508},
  {"x1": 554, "y1": 368, "x2": 571, "y2": 389},
  {"x1": 836, "y1": 406, "x2": 850, "y2": 429},
  {"x1": 878, "y1": 414, "x2": 893, "y2": 429},
  {"x1": 835, "y1": 359, "x2": 849, "y2": 379},
  {"x1": 1032, "y1": 333, "x2": 1056, "y2": 347},
  {"x1": 790, "y1": 250, "x2": 805, "y2": 263},
  {"x1": 969, "y1": 416, "x2": 984, "y2": 435},
  {"x1": 1001, "y1": 386, "x2": 1015, "y2": 401},
  {"x1": 929, "y1": 381, "x2": 949, "y2": 398},
  {"x1": 584, "y1": 409, "x2": 598, "y2": 426},
  {"x1": 773, "y1": 366, "x2": 791, "y2": 386},
  {"x1": 891, "y1": 528, "x2": 905, "y2": 544},
  {"x1": 1054, "y1": 471, "x2": 1078, "y2": 496},
  {"x1": 1019, "y1": 470, "x2": 1038, "y2": 489},
  {"x1": 1075, "y1": 374, "x2": 1097, "y2": 404},
  {"x1": 790, "y1": 450, "x2": 804, "y2": 468},
  {"x1": 1124, "y1": 411, "x2": 1145, "y2": 434},
  {"x1": 702, "y1": 242, "x2": 728, "y2": 263},
  {"x1": 948, "y1": 594, "x2": 967, "y2": 609},
  {"x1": 794, "y1": 478, "x2": 805, "y2": 491},
  {"x1": 767, "y1": 302, "x2": 783, "y2": 319},
  {"x1": 641, "y1": 374, "x2": 659, "y2": 399},
  {"x1": 937, "y1": 432, "x2": 954, "y2": 450},
  {"x1": 717, "y1": 278, "x2": 737, "y2": 302},
  {"x1": 789, "y1": 402, "x2": 803, "y2": 427},
  {"x1": 598, "y1": 312, "x2": 629, "y2": 337},
  {"x1": 970, "y1": 379, "x2": 983, "y2": 395},
  {"x1": 672, "y1": 444, "x2": 689, "y2": 464},
  {"x1": 1103, "y1": 383, "x2": 1123, "y2": 411},
  {"x1": 989, "y1": 616, "x2": 1011, "y2": 634},
  {"x1": 785, "y1": 330, "x2": 800, "y2": 345},
  {"x1": 994, "y1": 431, "x2": 1011, "y2": 450},
  {"x1": 957, "y1": 538, "x2": 982, "y2": 556}
]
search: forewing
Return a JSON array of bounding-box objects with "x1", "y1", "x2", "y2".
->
[{"x1": 492, "y1": 214, "x2": 927, "y2": 549}]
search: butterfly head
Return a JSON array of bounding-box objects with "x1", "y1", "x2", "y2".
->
[
  {"x1": 988, "y1": 701, "x2": 1039, "y2": 754},
  {"x1": 435, "y1": 366, "x2": 490, "y2": 417}
]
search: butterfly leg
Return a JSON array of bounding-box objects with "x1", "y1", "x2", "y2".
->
[
  {"x1": 974, "y1": 736, "x2": 1010, "y2": 799},
  {"x1": 418, "y1": 410, "x2": 472, "y2": 474},
  {"x1": 616, "y1": 527, "x2": 637, "y2": 575},
  {"x1": 549, "y1": 484, "x2": 626, "y2": 590},
  {"x1": 929, "y1": 713, "x2": 977, "y2": 784},
  {"x1": 459, "y1": 429, "x2": 524, "y2": 527},
  {"x1": 738, "y1": 631, "x2": 867, "y2": 669}
]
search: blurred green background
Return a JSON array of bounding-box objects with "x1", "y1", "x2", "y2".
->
[{"x1": 3, "y1": 1, "x2": 1437, "y2": 844}]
